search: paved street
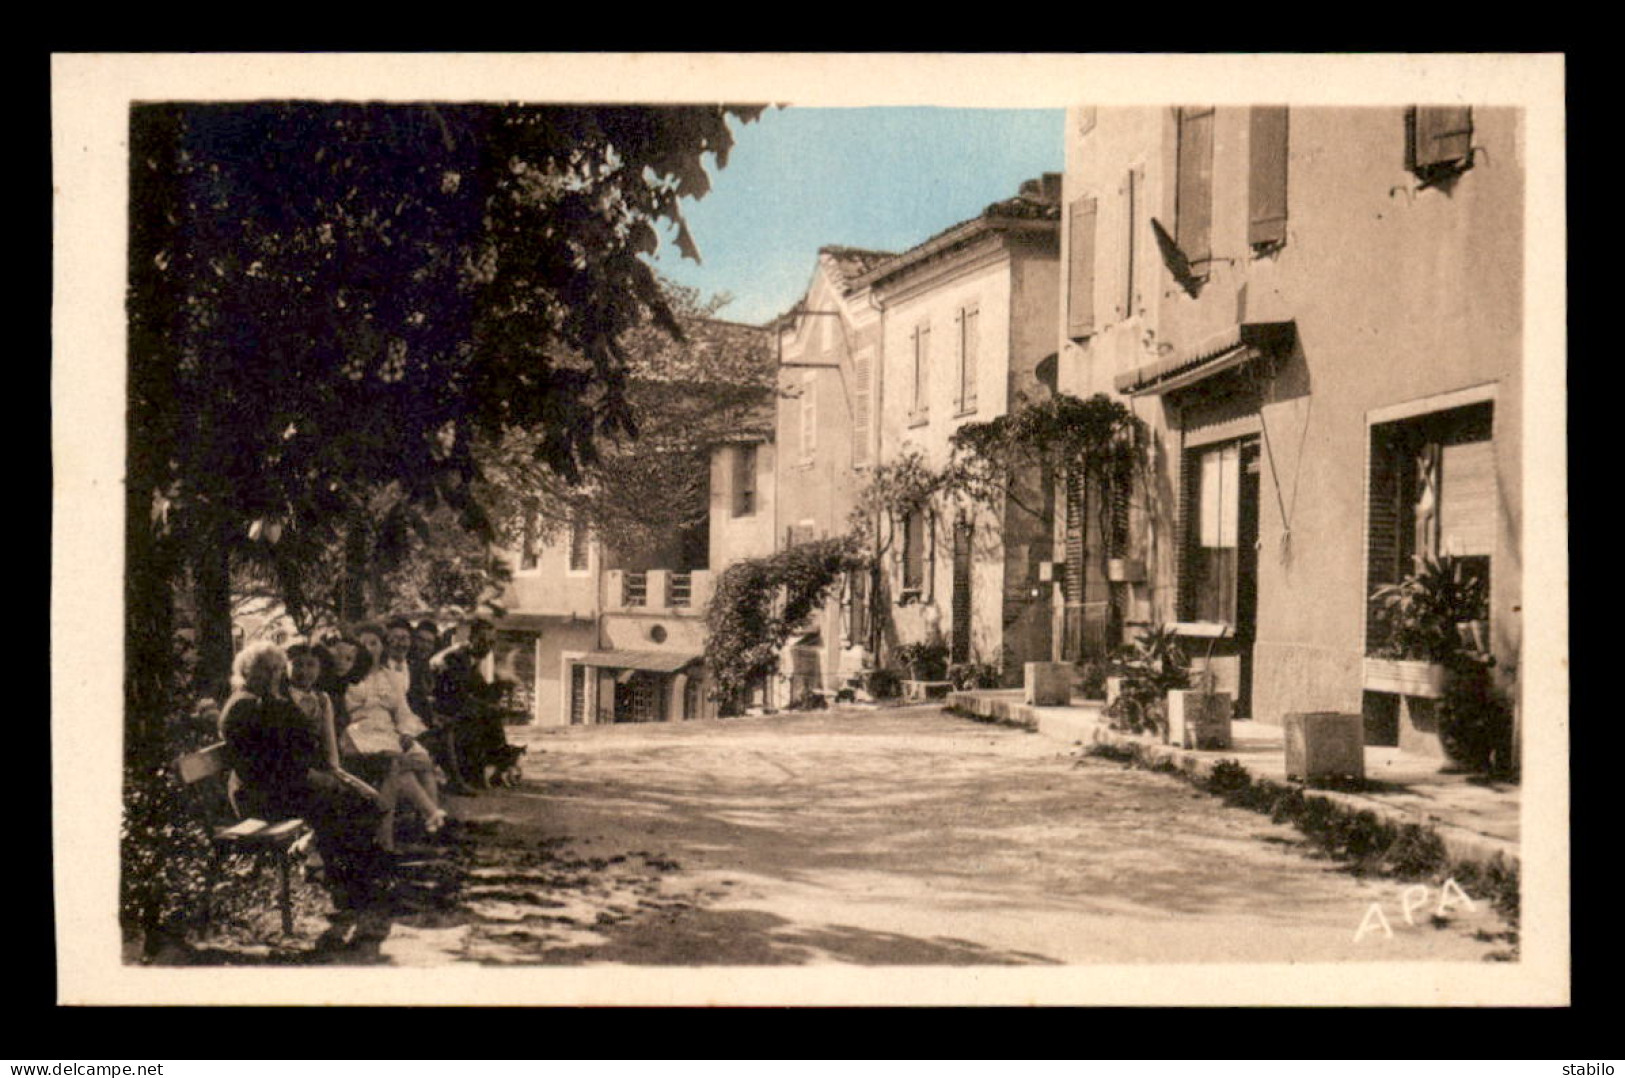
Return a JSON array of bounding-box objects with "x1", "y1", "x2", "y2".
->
[{"x1": 376, "y1": 706, "x2": 1512, "y2": 966}]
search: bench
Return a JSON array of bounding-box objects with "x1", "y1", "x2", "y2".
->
[{"x1": 174, "y1": 742, "x2": 315, "y2": 936}]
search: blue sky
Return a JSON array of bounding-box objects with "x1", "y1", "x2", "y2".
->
[{"x1": 650, "y1": 107, "x2": 1065, "y2": 326}]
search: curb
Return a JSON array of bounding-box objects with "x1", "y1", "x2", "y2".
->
[{"x1": 947, "y1": 692, "x2": 1519, "y2": 873}]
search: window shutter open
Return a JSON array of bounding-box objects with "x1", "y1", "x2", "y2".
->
[
  {"x1": 1176, "y1": 107, "x2": 1215, "y2": 269},
  {"x1": 1249, "y1": 106, "x2": 1289, "y2": 248},
  {"x1": 962, "y1": 307, "x2": 979, "y2": 411},
  {"x1": 952, "y1": 309, "x2": 965, "y2": 413},
  {"x1": 1409, "y1": 106, "x2": 1474, "y2": 171},
  {"x1": 1067, "y1": 196, "x2": 1097, "y2": 340}
]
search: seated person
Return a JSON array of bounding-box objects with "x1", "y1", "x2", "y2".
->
[
  {"x1": 433, "y1": 618, "x2": 513, "y2": 790},
  {"x1": 343, "y1": 624, "x2": 448, "y2": 847},
  {"x1": 219, "y1": 642, "x2": 391, "y2": 930}
]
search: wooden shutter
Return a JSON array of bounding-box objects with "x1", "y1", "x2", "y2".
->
[
  {"x1": 1122, "y1": 169, "x2": 1137, "y2": 321},
  {"x1": 1365, "y1": 432, "x2": 1407, "y2": 651},
  {"x1": 917, "y1": 324, "x2": 931, "y2": 418},
  {"x1": 734, "y1": 444, "x2": 755, "y2": 516},
  {"x1": 1409, "y1": 106, "x2": 1474, "y2": 171},
  {"x1": 1067, "y1": 196, "x2": 1097, "y2": 340},
  {"x1": 1439, "y1": 439, "x2": 1495, "y2": 557},
  {"x1": 852, "y1": 348, "x2": 871, "y2": 465},
  {"x1": 1248, "y1": 106, "x2": 1289, "y2": 247},
  {"x1": 961, "y1": 307, "x2": 979, "y2": 411},
  {"x1": 1176, "y1": 107, "x2": 1215, "y2": 268},
  {"x1": 951, "y1": 520, "x2": 973, "y2": 663},
  {"x1": 520, "y1": 501, "x2": 539, "y2": 570},
  {"x1": 1178, "y1": 448, "x2": 1200, "y2": 621}
]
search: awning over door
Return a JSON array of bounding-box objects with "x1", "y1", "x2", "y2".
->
[
  {"x1": 1114, "y1": 321, "x2": 1295, "y2": 397},
  {"x1": 578, "y1": 649, "x2": 702, "y2": 675}
]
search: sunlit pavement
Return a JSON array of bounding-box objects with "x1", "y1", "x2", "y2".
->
[{"x1": 361, "y1": 705, "x2": 1515, "y2": 966}]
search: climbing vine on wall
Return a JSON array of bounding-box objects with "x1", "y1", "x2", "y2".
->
[{"x1": 703, "y1": 535, "x2": 867, "y2": 712}]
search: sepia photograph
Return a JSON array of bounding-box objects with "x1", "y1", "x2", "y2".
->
[{"x1": 51, "y1": 52, "x2": 1568, "y2": 1006}]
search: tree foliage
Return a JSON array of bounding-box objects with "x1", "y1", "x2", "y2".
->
[
  {"x1": 703, "y1": 536, "x2": 867, "y2": 711},
  {"x1": 479, "y1": 282, "x2": 776, "y2": 567},
  {"x1": 126, "y1": 102, "x2": 762, "y2": 754}
]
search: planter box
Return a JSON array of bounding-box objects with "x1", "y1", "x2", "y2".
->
[
  {"x1": 1106, "y1": 557, "x2": 1146, "y2": 583},
  {"x1": 1363, "y1": 658, "x2": 1446, "y2": 699},
  {"x1": 1024, "y1": 662, "x2": 1073, "y2": 706},
  {"x1": 1283, "y1": 711, "x2": 1365, "y2": 781},
  {"x1": 1167, "y1": 690, "x2": 1233, "y2": 750}
]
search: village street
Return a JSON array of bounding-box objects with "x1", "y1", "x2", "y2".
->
[{"x1": 371, "y1": 706, "x2": 1511, "y2": 966}]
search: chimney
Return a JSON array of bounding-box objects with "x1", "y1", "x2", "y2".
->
[
  {"x1": 1019, "y1": 173, "x2": 1064, "y2": 205},
  {"x1": 1041, "y1": 172, "x2": 1062, "y2": 204}
]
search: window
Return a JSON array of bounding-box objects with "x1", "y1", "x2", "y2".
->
[
  {"x1": 1406, "y1": 106, "x2": 1474, "y2": 183},
  {"x1": 842, "y1": 568, "x2": 870, "y2": 647},
  {"x1": 733, "y1": 443, "x2": 757, "y2": 517},
  {"x1": 1366, "y1": 402, "x2": 1495, "y2": 650},
  {"x1": 902, "y1": 508, "x2": 927, "y2": 594},
  {"x1": 1180, "y1": 440, "x2": 1255, "y2": 625},
  {"x1": 1067, "y1": 195, "x2": 1097, "y2": 340},
  {"x1": 799, "y1": 372, "x2": 817, "y2": 462},
  {"x1": 1175, "y1": 107, "x2": 1215, "y2": 271},
  {"x1": 954, "y1": 304, "x2": 980, "y2": 414},
  {"x1": 567, "y1": 514, "x2": 589, "y2": 573},
  {"x1": 519, "y1": 501, "x2": 539, "y2": 571},
  {"x1": 1249, "y1": 107, "x2": 1289, "y2": 249},
  {"x1": 910, "y1": 322, "x2": 931, "y2": 423},
  {"x1": 852, "y1": 348, "x2": 873, "y2": 466}
]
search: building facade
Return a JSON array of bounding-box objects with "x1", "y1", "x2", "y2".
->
[
  {"x1": 770, "y1": 246, "x2": 892, "y2": 705},
  {"x1": 861, "y1": 176, "x2": 1062, "y2": 679},
  {"x1": 1057, "y1": 106, "x2": 1522, "y2": 754}
]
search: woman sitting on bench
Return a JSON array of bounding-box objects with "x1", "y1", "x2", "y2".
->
[
  {"x1": 339, "y1": 625, "x2": 449, "y2": 848},
  {"x1": 220, "y1": 641, "x2": 391, "y2": 930}
]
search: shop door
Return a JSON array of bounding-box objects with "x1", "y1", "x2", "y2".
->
[{"x1": 1235, "y1": 441, "x2": 1262, "y2": 717}]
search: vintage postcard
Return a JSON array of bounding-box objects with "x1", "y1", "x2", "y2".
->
[{"x1": 51, "y1": 52, "x2": 1568, "y2": 1006}]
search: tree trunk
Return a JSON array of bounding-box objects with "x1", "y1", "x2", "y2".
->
[
  {"x1": 341, "y1": 510, "x2": 370, "y2": 625},
  {"x1": 124, "y1": 104, "x2": 186, "y2": 766},
  {"x1": 193, "y1": 512, "x2": 235, "y2": 704}
]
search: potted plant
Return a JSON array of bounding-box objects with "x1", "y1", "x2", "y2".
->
[
  {"x1": 1368, "y1": 554, "x2": 1511, "y2": 774},
  {"x1": 894, "y1": 640, "x2": 950, "y2": 683},
  {"x1": 1167, "y1": 661, "x2": 1234, "y2": 751},
  {"x1": 1104, "y1": 625, "x2": 1190, "y2": 740},
  {"x1": 1365, "y1": 554, "x2": 1489, "y2": 698}
]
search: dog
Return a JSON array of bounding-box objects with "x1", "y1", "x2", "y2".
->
[{"x1": 485, "y1": 743, "x2": 528, "y2": 789}]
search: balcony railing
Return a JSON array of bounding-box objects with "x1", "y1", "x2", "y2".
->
[
  {"x1": 669, "y1": 571, "x2": 693, "y2": 607},
  {"x1": 623, "y1": 571, "x2": 648, "y2": 608}
]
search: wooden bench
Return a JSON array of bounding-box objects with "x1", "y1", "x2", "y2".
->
[{"x1": 174, "y1": 742, "x2": 315, "y2": 936}]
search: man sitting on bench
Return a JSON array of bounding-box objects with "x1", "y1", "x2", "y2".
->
[{"x1": 432, "y1": 618, "x2": 510, "y2": 791}]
